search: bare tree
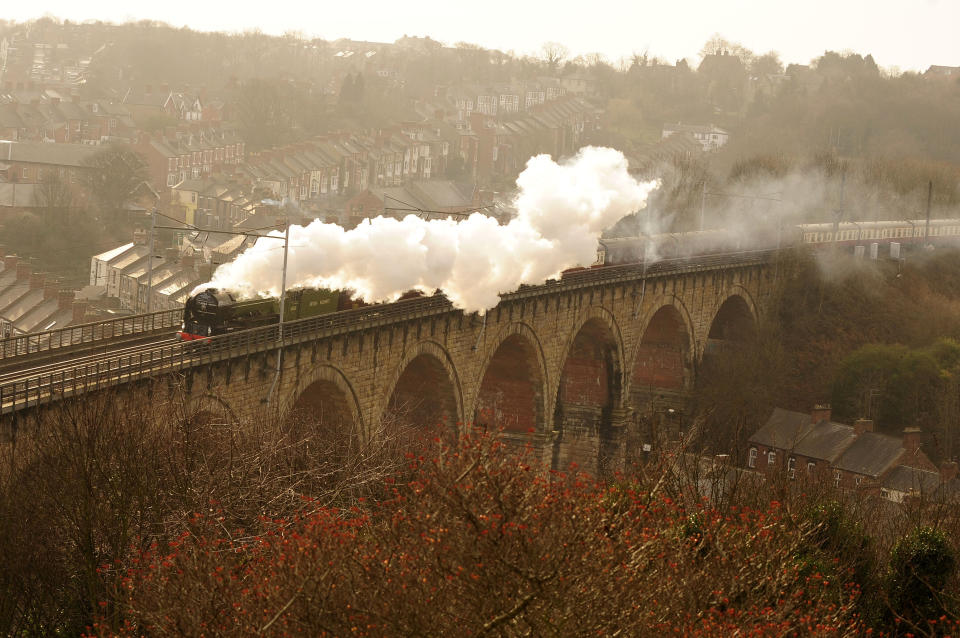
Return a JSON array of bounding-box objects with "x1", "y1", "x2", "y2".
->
[{"x1": 540, "y1": 41, "x2": 569, "y2": 72}]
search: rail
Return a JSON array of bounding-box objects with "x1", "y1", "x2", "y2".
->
[
  {"x1": 0, "y1": 249, "x2": 778, "y2": 415},
  {"x1": 0, "y1": 308, "x2": 183, "y2": 361}
]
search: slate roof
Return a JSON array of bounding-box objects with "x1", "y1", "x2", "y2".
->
[
  {"x1": 748, "y1": 408, "x2": 816, "y2": 450},
  {"x1": 792, "y1": 420, "x2": 857, "y2": 463},
  {"x1": 883, "y1": 466, "x2": 941, "y2": 494},
  {"x1": 834, "y1": 432, "x2": 905, "y2": 478},
  {"x1": 2, "y1": 141, "x2": 98, "y2": 166},
  {"x1": 410, "y1": 180, "x2": 474, "y2": 209}
]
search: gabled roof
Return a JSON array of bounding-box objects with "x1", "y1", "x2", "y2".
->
[
  {"x1": 883, "y1": 466, "x2": 941, "y2": 494},
  {"x1": 834, "y1": 432, "x2": 905, "y2": 478},
  {"x1": 2, "y1": 141, "x2": 98, "y2": 167},
  {"x1": 749, "y1": 408, "x2": 816, "y2": 450},
  {"x1": 790, "y1": 420, "x2": 856, "y2": 463},
  {"x1": 122, "y1": 88, "x2": 173, "y2": 109},
  {"x1": 93, "y1": 242, "x2": 135, "y2": 264}
]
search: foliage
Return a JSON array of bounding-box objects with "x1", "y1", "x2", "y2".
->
[
  {"x1": 97, "y1": 430, "x2": 864, "y2": 637},
  {"x1": 885, "y1": 527, "x2": 957, "y2": 633},
  {"x1": 831, "y1": 339, "x2": 960, "y2": 434},
  {"x1": 0, "y1": 387, "x2": 415, "y2": 636}
]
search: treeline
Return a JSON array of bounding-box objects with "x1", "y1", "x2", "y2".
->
[
  {"x1": 3, "y1": 388, "x2": 960, "y2": 636},
  {"x1": 11, "y1": 18, "x2": 960, "y2": 167}
]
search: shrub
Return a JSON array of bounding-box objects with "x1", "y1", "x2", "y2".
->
[{"x1": 885, "y1": 526, "x2": 957, "y2": 633}]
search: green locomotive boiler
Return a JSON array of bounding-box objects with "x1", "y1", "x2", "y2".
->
[{"x1": 178, "y1": 287, "x2": 356, "y2": 340}]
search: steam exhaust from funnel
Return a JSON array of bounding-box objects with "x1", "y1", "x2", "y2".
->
[{"x1": 199, "y1": 146, "x2": 659, "y2": 313}]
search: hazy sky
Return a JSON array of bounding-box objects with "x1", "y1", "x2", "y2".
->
[{"x1": 7, "y1": 0, "x2": 958, "y2": 71}]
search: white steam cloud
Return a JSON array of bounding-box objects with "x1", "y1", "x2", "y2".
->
[{"x1": 200, "y1": 146, "x2": 658, "y2": 313}]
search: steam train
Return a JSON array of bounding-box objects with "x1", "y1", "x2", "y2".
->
[
  {"x1": 178, "y1": 287, "x2": 359, "y2": 340},
  {"x1": 180, "y1": 217, "x2": 960, "y2": 340}
]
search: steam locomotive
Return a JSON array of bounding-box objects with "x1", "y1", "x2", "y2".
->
[
  {"x1": 178, "y1": 287, "x2": 358, "y2": 340},
  {"x1": 180, "y1": 217, "x2": 960, "y2": 340}
]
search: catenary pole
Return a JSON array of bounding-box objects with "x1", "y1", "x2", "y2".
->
[{"x1": 266, "y1": 222, "x2": 290, "y2": 405}]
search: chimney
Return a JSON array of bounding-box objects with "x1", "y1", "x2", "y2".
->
[
  {"x1": 16, "y1": 262, "x2": 32, "y2": 281},
  {"x1": 133, "y1": 229, "x2": 147, "y2": 245},
  {"x1": 810, "y1": 404, "x2": 831, "y2": 424},
  {"x1": 43, "y1": 280, "x2": 59, "y2": 300},
  {"x1": 198, "y1": 262, "x2": 213, "y2": 282},
  {"x1": 58, "y1": 290, "x2": 74, "y2": 310},
  {"x1": 902, "y1": 427, "x2": 922, "y2": 455},
  {"x1": 3, "y1": 255, "x2": 17, "y2": 272},
  {"x1": 71, "y1": 300, "x2": 88, "y2": 323},
  {"x1": 854, "y1": 418, "x2": 874, "y2": 436},
  {"x1": 181, "y1": 254, "x2": 195, "y2": 270}
]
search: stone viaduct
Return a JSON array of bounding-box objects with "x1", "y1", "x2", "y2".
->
[{"x1": 177, "y1": 252, "x2": 779, "y2": 472}]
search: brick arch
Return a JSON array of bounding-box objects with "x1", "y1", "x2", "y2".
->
[
  {"x1": 286, "y1": 364, "x2": 364, "y2": 437},
  {"x1": 628, "y1": 297, "x2": 696, "y2": 398},
  {"x1": 714, "y1": 283, "x2": 760, "y2": 326},
  {"x1": 185, "y1": 393, "x2": 237, "y2": 426},
  {"x1": 381, "y1": 340, "x2": 464, "y2": 431},
  {"x1": 473, "y1": 321, "x2": 549, "y2": 434},
  {"x1": 554, "y1": 306, "x2": 627, "y2": 407},
  {"x1": 551, "y1": 306, "x2": 627, "y2": 473},
  {"x1": 703, "y1": 291, "x2": 759, "y2": 361}
]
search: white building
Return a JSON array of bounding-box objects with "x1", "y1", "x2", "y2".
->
[{"x1": 661, "y1": 123, "x2": 730, "y2": 152}]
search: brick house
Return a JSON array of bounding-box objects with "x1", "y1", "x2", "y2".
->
[
  {"x1": 748, "y1": 406, "x2": 940, "y2": 492},
  {"x1": 0, "y1": 140, "x2": 98, "y2": 211}
]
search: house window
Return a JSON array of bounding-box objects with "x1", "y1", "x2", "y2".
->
[
  {"x1": 767, "y1": 451, "x2": 776, "y2": 466},
  {"x1": 834, "y1": 470, "x2": 842, "y2": 487},
  {"x1": 855, "y1": 476, "x2": 862, "y2": 487},
  {"x1": 21, "y1": 168, "x2": 28, "y2": 179},
  {"x1": 787, "y1": 457, "x2": 796, "y2": 479},
  {"x1": 748, "y1": 447, "x2": 757, "y2": 468},
  {"x1": 807, "y1": 462, "x2": 816, "y2": 474}
]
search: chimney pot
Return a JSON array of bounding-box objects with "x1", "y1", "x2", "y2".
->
[{"x1": 3, "y1": 255, "x2": 17, "y2": 272}]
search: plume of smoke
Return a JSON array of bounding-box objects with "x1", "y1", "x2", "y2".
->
[{"x1": 200, "y1": 147, "x2": 658, "y2": 313}]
